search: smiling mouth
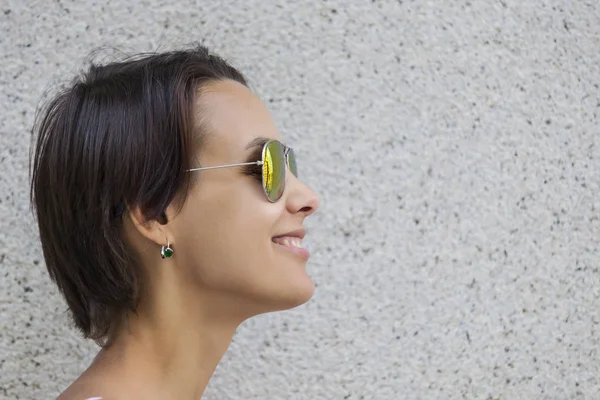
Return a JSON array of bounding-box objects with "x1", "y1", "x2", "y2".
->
[{"x1": 272, "y1": 237, "x2": 310, "y2": 260}]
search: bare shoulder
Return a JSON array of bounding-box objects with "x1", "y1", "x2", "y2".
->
[
  {"x1": 56, "y1": 374, "x2": 111, "y2": 400},
  {"x1": 59, "y1": 396, "x2": 104, "y2": 400},
  {"x1": 57, "y1": 386, "x2": 107, "y2": 400},
  {"x1": 57, "y1": 387, "x2": 105, "y2": 400}
]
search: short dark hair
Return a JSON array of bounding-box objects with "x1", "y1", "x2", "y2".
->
[{"x1": 30, "y1": 45, "x2": 247, "y2": 343}]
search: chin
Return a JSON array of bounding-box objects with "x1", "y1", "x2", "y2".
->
[
  {"x1": 271, "y1": 245, "x2": 316, "y2": 309},
  {"x1": 255, "y1": 274, "x2": 316, "y2": 315},
  {"x1": 279, "y1": 279, "x2": 316, "y2": 310}
]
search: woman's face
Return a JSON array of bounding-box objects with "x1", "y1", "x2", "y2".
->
[{"x1": 165, "y1": 79, "x2": 320, "y2": 316}]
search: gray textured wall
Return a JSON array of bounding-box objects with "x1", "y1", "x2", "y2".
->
[{"x1": 1, "y1": 0, "x2": 599, "y2": 399}]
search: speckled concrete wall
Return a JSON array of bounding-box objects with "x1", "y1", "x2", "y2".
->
[{"x1": 1, "y1": 0, "x2": 599, "y2": 399}]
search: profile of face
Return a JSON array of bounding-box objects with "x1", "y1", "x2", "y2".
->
[{"x1": 140, "y1": 80, "x2": 320, "y2": 319}]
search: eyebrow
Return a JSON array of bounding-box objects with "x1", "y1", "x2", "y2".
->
[{"x1": 245, "y1": 136, "x2": 271, "y2": 150}]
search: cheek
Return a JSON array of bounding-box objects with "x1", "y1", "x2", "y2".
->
[{"x1": 171, "y1": 185, "x2": 281, "y2": 289}]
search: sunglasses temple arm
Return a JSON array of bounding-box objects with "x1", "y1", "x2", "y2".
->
[{"x1": 187, "y1": 160, "x2": 263, "y2": 172}]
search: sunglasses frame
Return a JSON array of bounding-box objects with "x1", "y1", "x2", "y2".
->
[{"x1": 186, "y1": 139, "x2": 296, "y2": 203}]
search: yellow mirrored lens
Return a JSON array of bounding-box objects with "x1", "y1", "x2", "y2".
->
[
  {"x1": 263, "y1": 148, "x2": 274, "y2": 193},
  {"x1": 263, "y1": 141, "x2": 285, "y2": 201}
]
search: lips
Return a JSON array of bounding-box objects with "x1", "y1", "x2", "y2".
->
[
  {"x1": 272, "y1": 228, "x2": 306, "y2": 241},
  {"x1": 272, "y1": 228, "x2": 309, "y2": 260}
]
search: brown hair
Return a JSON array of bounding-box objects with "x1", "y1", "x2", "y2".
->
[{"x1": 30, "y1": 45, "x2": 247, "y2": 343}]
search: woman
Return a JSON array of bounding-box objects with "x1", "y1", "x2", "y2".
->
[{"x1": 30, "y1": 45, "x2": 320, "y2": 399}]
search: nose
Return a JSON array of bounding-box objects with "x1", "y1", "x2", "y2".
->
[{"x1": 285, "y1": 172, "x2": 320, "y2": 216}]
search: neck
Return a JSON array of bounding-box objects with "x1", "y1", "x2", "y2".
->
[{"x1": 91, "y1": 284, "x2": 246, "y2": 399}]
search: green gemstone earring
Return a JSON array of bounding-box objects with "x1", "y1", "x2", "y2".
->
[{"x1": 161, "y1": 239, "x2": 173, "y2": 259}]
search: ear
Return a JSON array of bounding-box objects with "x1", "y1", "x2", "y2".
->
[{"x1": 127, "y1": 205, "x2": 172, "y2": 248}]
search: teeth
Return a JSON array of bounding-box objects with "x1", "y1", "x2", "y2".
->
[{"x1": 273, "y1": 236, "x2": 303, "y2": 248}]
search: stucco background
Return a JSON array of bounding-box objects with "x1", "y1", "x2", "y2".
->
[{"x1": 1, "y1": 0, "x2": 599, "y2": 398}]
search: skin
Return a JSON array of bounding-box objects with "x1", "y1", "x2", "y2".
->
[{"x1": 59, "y1": 80, "x2": 320, "y2": 399}]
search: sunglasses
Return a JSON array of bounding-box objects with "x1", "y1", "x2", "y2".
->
[{"x1": 187, "y1": 139, "x2": 297, "y2": 202}]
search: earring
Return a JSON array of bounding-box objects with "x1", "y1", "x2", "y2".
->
[{"x1": 161, "y1": 239, "x2": 173, "y2": 259}]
